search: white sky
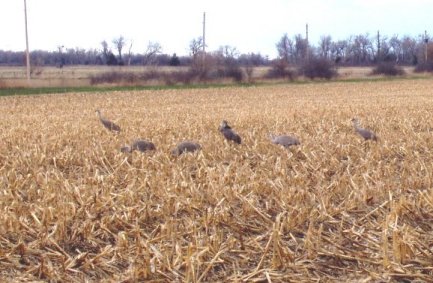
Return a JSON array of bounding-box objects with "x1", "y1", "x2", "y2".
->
[{"x1": 1, "y1": 0, "x2": 431, "y2": 58}]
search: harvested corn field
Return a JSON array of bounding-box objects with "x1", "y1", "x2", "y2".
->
[{"x1": 1, "y1": 79, "x2": 433, "y2": 282}]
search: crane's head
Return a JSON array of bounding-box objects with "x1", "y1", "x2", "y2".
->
[
  {"x1": 219, "y1": 120, "x2": 231, "y2": 131},
  {"x1": 351, "y1": 117, "x2": 360, "y2": 125}
]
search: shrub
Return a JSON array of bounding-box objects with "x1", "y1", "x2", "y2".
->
[
  {"x1": 89, "y1": 72, "x2": 133, "y2": 85},
  {"x1": 266, "y1": 59, "x2": 296, "y2": 80},
  {"x1": 163, "y1": 70, "x2": 198, "y2": 85},
  {"x1": 414, "y1": 62, "x2": 433, "y2": 73},
  {"x1": 90, "y1": 71, "x2": 159, "y2": 85},
  {"x1": 215, "y1": 66, "x2": 244, "y2": 82},
  {"x1": 300, "y1": 58, "x2": 338, "y2": 80},
  {"x1": 371, "y1": 62, "x2": 405, "y2": 76},
  {"x1": 169, "y1": 53, "x2": 181, "y2": 66},
  {"x1": 139, "y1": 70, "x2": 161, "y2": 81},
  {"x1": 90, "y1": 69, "x2": 202, "y2": 86},
  {"x1": 105, "y1": 52, "x2": 118, "y2": 66}
]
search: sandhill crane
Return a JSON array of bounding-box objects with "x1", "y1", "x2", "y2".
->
[
  {"x1": 351, "y1": 118, "x2": 378, "y2": 141},
  {"x1": 171, "y1": 141, "x2": 201, "y2": 156},
  {"x1": 219, "y1": 120, "x2": 241, "y2": 144},
  {"x1": 269, "y1": 133, "x2": 300, "y2": 148},
  {"x1": 121, "y1": 139, "x2": 156, "y2": 153},
  {"x1": 95, "y1": 109, "x2": 121, "y2": 132}
]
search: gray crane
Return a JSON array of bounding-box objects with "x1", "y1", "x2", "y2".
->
[
  {"x1": 219, "y1": 120, "x2": 241, "y2": 144},
  {"x1": 269, "y1": 133, "x2": 300, "y2": 148},
  {"x1": 96, "y1": 109, "x2": 121, "y2": 132},
  {"x1": 171, "y1": 141, "x2": 201, "y2": 156},
  {"x1": 351, "y1": 118, "x2": 378, "y2": 141},
  {"x1": 121, "y1": 139, "x2": 156, "y2": 153}
]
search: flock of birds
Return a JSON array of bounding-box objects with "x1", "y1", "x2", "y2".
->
[{"x1": 96, "y1": 109, "x2": 378, "y2": 156}]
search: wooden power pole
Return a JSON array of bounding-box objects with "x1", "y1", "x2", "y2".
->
[
  {"x1": 24, "y1": 0, "x2": 31, "y2": 83},
  {"x1": 306, "y1": 23, "x2": 309, "y2": 45},
  {"x1": 202, "y1": 12, "x2": 206, "y2": 67},
  {"x1": 202, "y1": 12, "x2": 206, "y2": 54},
  {"x1": 425, "y1": 30, "x2": 429, "y2": 63},
  {"x1": 306, "y1": 23, "x2": 309, "y2": 62},
  {"x1": 377, "y1": 30, "x2": 381, "y2": 62}
]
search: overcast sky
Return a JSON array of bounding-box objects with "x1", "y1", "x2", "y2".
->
[{"x1": 1, "y1": 0, "x2": 431, "y2": 58}]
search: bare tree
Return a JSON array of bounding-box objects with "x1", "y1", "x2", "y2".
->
[
  {"x1": 276, "y1": 33, "x2": 294, "y2": 63},
  {"x1": 401, "y1": 36, "x2": 417, "y2": 64},
  {"x1": 238, "y1": 53, "x2": 268, "y2": 66},
  {"x1": 379, "y1": 36, "x2": 390, "y2": 61},
  {"x1": 389, "y1": 35, "x2": 402, "y2": 62},
  {"x1": 331, "y1": 39, "x2": 348, "y2": 64},
  {"x1": 100, "y1": 40, "x2": 117, "y2": 65},
  {"x1": 112, "y1": 35, "x2": 125, "y2": 63},
  {"x1": 220, "y1": 45, "x2": 239, "y2": 58},
  {"x1": 319, "y1": 35, "x2": 332, "y2": 59},
  {"x1": 294, "y1": 34, "x2": 308, "y2": 64},
  {"x1": 217, "y1": 45, "x2": 239, "y2": 65},
  {"x1": 375, "y1": 32, "x2": 390, "y2": 62},
  {"x1": 348, "y1": 34, "x2": 374, "y2": 65},
  {"x1": 189, "y1": 37, "x2": 204, "y2": 58},
  {"x1": 101, "y1": 40, "x2": 109, "y2": 60},
  {"x1": 142, "y1": 41, "x2": 162, "y2": 65}
]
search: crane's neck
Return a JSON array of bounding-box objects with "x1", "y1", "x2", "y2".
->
[{"x1": 352, "y1": 120, "x2": 361, "y2": 130}]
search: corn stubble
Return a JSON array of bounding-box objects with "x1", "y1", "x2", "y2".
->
[{"x1": 1, "y1": 80, "x2": 433, "y2": 282}]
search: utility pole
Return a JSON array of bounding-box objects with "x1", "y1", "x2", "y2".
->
[
  {"x1": 377, "y1": 30, "x2": 381, "y2": 62},
  {"x1": 202, "y1": 12, "x2": 206, "y2": 68},
  {"x1": 425, "y1": 30, "x2": 429, "y2": 63},
  {"x1": 202, "y1": 12, "x2": 206, "y2": 54},
  {"x1": 305, "y1": 23, "x2": 309, "y2": 62},
  {"x1": 24, "y1": 0, "x2": 31, "y2": 83}
]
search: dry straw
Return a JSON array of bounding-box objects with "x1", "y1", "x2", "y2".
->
[{"x1": 1, "y1": 79, "x2": 433, "y2": 281}]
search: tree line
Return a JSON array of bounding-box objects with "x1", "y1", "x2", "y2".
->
[
  {"x1": 276, "y1": 32, "x2": 429, "y2": 66},
  {"x1": 0, "y1": 32, "x2": 430, "y2": 67}
]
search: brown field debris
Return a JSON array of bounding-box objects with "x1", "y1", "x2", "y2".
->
[{"x1": 1, "y1": 79, "x2": 433, "y2": 281}]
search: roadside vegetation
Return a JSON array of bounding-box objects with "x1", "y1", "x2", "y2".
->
[{"x1": 1, "y1": 31, "x2": 432, "y2": 90}]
